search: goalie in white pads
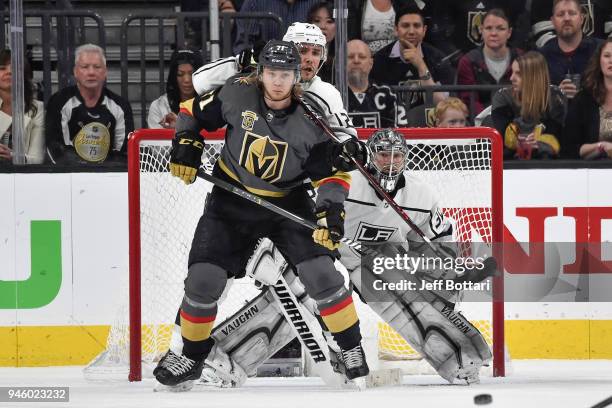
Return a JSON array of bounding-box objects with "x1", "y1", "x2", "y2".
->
[{"x1": 157, "y1": 129, "x2": 494, "y2": 387}]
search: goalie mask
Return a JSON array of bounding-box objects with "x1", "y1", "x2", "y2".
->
[
  {"x1": 366, "y1": 129, "x2": 408, "y2": 193},
  {"x1": 282, "y1": 22, "x2": 327, "y2": 72},
  {"x1": 257, "y1": 40, "x2": 301, "y2": 84}
]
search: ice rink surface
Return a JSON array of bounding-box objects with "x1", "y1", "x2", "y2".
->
[{"x1": 1, "y1": 361, "x2": 611, "y2": 408}]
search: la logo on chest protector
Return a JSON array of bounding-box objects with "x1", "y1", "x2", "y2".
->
[
  {"x1": 355, "y1": 222, "x2": 397, "y2": 242},
  {"x1": 239, "y1": 131, "x2": 288, "y2": 182}
]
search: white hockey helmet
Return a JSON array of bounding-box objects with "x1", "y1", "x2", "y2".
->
[
  {"x1": 282, "y1": 22, "x2": 327, "y2": 66},
  {"x1": 366, "y1": 129, "x2": 408, "y2": 193}
]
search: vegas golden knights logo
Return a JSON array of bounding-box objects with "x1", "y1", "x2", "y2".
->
[
  {"x1": 241, "y1": 110, "x2": 258, "y2": 131},
  {"x1": 239, "y1": 131, "x2": 288, "y2": 182},
  {"x1": 467, "y1": 11, "x2": 486, "y2": 45}
]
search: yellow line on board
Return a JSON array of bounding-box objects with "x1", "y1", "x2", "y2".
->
[{"x1": 0, "y1": 321, "x2": 611, "y2": 366}]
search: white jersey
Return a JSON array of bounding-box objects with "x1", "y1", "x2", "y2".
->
[
  {"x1": 340, "y1": 171, "x2": 453, "y2": 272},
  {"x1": 192, "y1": 56, "x2": 357, "y2": 140},
  {"x1": 192, "y1": 56, "x2": 239, "y2": 95}
]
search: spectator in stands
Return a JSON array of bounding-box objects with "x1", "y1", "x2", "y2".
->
[
  {"x1": 148, "y1": 49, "x2": 203, "y2": 129},
  {"x1": 434, "y1": 97, "x2": 469, "y2": 127},
  {"x1": 429, "y1": 0, "x2": 528, "y2": 62},
  {"x1": 0, "y1": 49, "x2": 45, "y2": 165},
  {"x1": 346, "y1": 39, "x2": 398, "y2": 128},
  {"x1": 531, "y1": 0, "x2": 612, "y2": 48},
  {"x1": 562, "y1": 38, "x2": 612, "y2": 159},
  {"x1": 539, "y1": 0, "x2": 603, "y2": 99},
  {"x1": 457, "y1": 9, "x2": 523, "y2": 116},
  {"x1": 369, "y1": 4, "x2": 454, "y2": 109},
  {"x1": 45, "y1": 44, "x2": 134, "y2": 165},
  {"x1": 492, "y1": 51, "x2": 566, "y2": 160},
  {"x1": 181, "y1": 0, "x2": 238, "y2": 48},
  {"x1": 347, "y1": 0, "x2": 397, "y2": 53},
  {"x1": 307, "y1": 2, "x2": 336, "y2": 84},
  {"x1": 233, "y1": 0, "x2": 320, "y2": 54}
]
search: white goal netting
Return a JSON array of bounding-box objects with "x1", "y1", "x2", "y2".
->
[{"x1": 84, "y1": 128, "x2": 505, "y2": 381}]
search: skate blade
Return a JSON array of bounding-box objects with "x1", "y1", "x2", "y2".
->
[
  {"x1": 347, "y1": 377, "x2": 366, "y2": 390},
  {"x1": 153, "y1": 380, "x2": 195, "y2": 392},
  {"x1": 193, "y1": 377, "x2": 235, "y2": 389},
  {"x1": 365, "y1": 368, "x2": 403, "y2": 388}
]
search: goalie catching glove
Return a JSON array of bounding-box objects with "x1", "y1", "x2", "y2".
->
[
  {"x1": 169, "y1": 130, "x2": 204, "y2": 184},
  {"x1": 313, "y1": 203, "x2": 345, "y2": 250},
  {"x1": 332, "y1": 138, "x2": 368, "y2": 172}
]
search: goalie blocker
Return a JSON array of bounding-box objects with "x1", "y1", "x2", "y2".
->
[{"x1": 186, "y1": 238, "x2": 493, "y2": 386}]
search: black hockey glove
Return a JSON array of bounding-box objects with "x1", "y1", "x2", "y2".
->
[
  {"x1": 313, "y1": 203, "x2": 345, "y2": 250},
  {"x1": 237, "y1": 40, "x2": 266, "y2": 72},
  {"x1": 169, "y1": 130, "x2": 204, "y2": 184},
  {"x1": 332, "y1": 138, "x2": 368, "y2": 172}
]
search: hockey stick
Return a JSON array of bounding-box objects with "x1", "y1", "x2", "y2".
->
[
  {"x1": 196, "y1": 169, "x2": 377, "y2": 258},
  {"x1": 196, "y1": 169, "x2": 496, "y2": 283},
  {"x1": 590, "y1": 397, "x2": 612, "y2": 408},
  {"x1": 297, "y1": 97, "x2": 447, "y2": 257}
]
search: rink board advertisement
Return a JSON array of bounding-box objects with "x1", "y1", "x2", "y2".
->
[{"x1": 0, "y1": 169, "x2": 611, "y2": 366}]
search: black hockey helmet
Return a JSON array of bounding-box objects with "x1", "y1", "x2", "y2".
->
[{"x1": 258, "y1": 40, "x2": 301, "y2": 79}]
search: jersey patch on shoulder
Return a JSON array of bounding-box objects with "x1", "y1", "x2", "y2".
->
[{"x1": 241, "y1": 110, "x2": 259, "y2": 131}]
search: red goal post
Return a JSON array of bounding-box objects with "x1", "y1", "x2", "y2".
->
[{"x1": 125, "y1": 127, "x2": 505, "y2": 382}]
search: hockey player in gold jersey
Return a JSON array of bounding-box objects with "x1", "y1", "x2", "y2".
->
[{"x1": 154, "y1": 39, "x2": 369, "y2": 388}]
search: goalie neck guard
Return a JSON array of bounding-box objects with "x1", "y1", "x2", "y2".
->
[{"x1": 366, "y1": 129, "x2": 408, "y2": 193}]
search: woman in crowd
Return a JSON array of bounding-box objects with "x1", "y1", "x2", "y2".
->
[
  {"x1": 562, "y1": 38, "x2": 612, "y2": 160},
  {"x1": 307, "y1": 2, "x2": 336, "y2": 84},
  {"x1": 434, "y1": 97, "x2": 469, "y2": 127},
  {"x1": 0, "y1": 49, "x2": 44, "y2": 164},
  {"x1": 147, "y1": 49, "x2": 203, "y2": 129},
  {"x1": 492, "y1": 51, "x2": 566, "y2": 160},
  {"x1": 457, "y1": 8, "x2": 522, "y2": 116},
  {"x1": 347, "y1": 0, "x2": 396, "y2": 54}
]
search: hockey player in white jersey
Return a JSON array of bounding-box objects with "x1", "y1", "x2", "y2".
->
[
  {"x1": 192, "y1": 22, "x2": 356, "y2": 141},
  {"x1": 155, "y1": 129, "x2": 493, "y2": 389}
]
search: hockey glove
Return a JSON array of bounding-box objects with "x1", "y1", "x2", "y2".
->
[
  {"x1": 237, "y1": 40, "x2": 266, "y2": 72},
  {"x1": 312, "y1": 203, "x2": 345, "y2": 250},
  {"x1": 332, "y1": 138, "x2": 368, "y2": 172},
  {"x1": 169, "y1": 130, "x2": 204, "y2": 184}
]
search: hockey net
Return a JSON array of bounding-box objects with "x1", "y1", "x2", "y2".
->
[{"x1": 84, "y1": 127, "x2": 504, "y2": 382}]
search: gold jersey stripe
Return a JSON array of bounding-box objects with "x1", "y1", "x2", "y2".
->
[
  {"x1": 180, "y1": 316, "x2": 214, "y2": 342},
  {"x1": 311, "y1": 171, "x2": 352, "y2": 188},
  {"x1": 320, "y1": 301, "x2": 358, "y2": 333},
  {"x1": 179, "y1": 98, "x2": 195, "y2": 116}
]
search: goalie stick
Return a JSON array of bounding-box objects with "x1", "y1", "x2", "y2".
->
[{"x1": 270, "y1": 273, "x2": 403, "y2": 389}]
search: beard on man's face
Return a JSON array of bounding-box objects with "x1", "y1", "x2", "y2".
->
[{"x1": 348, "y1": 69, "x2": 368, "y2": 90}]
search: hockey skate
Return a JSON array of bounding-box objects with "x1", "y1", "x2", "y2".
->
[
  {"x1": 154, "y1": 352, "x2": 205, "y2": 388},
  {"x1": 153, "y1": 349, "x2": 179, "y2": 377},
  {"x1": 340, "y1": 343, "x2": 369, "y2": 380}
]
